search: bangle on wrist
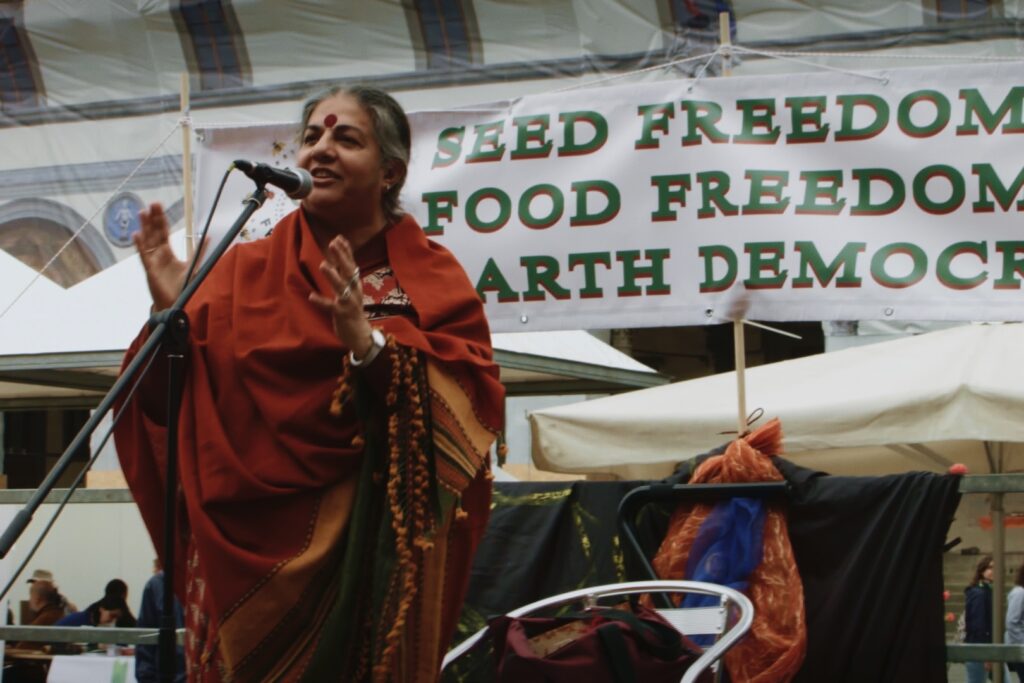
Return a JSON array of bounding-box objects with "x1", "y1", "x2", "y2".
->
[{"x1": 349, "y1": 328, "x2": 386, "y2": 368}]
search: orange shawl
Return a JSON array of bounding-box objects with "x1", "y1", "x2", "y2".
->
[{"x1": 651, "y1": 419, "x2": 806, "y2": 683}]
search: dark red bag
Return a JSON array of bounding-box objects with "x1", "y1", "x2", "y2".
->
[{"x1": 488, "y1": 604, "x2": 713, "y2": 683}]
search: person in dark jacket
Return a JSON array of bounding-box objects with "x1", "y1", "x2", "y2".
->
[
  {"x1": 965, "y1": 555, "x2": 996, "y2": 683},
  {"x1": 135, "y1": 569, "x2": 185, "y2": 683},
  {"x1": 55, "y1": 594, "x2": 127, "y2": 628},
  {"x1": 83, "y1": 578, "x2": 137, "y2": 627}
]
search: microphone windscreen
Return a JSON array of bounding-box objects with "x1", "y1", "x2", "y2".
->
[{"x1": 287, "y1": 168, "x2": 313, "y2": 199}]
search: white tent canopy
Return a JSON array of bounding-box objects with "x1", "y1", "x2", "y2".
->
[
  {"x1": 0, "y1": 233, "x2": 663, "y2": 408},
  {"x1": 530, "y1": 323, "x2": 1024, "y2": 479}
]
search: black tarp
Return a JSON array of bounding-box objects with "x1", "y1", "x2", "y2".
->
[
  {"x1": 451, "y1": 482, "x2": 634, "y2": 641},
  {"x1": 443, "y1": 481, "x2": 634, "y2": 682},
  {"x1": 774, "y1": 459, "x2": 960, "y2": 683},
  {"x1": 443, "y1": 460, "x2": 960, "y2": 682}
]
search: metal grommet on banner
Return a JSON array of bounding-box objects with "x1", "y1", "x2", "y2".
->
[{"x1": 520, "y1": 315, "x2": 529, "y2": 324}]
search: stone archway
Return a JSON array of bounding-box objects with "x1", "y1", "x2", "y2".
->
[{"x1": 0, "y1": 198, "x2": 114, "y2": 288}]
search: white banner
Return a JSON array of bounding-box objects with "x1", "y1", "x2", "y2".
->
[{"x1": 196, "y1": 61, "x2": 1024, "y2": 332}]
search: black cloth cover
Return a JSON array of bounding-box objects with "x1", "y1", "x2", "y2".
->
[
  {"x1": 444, "y1": 461, "x2": 961, "y2": 683},
  {"x1": 773, "y1": 458, "x2": 961, "y2": 683},
  {"x1": 444, "y1": 481, "x2": 634, "y2": 681},
  {"x1": 455, "y1": 482, "x2": 634, "y2": 634}
]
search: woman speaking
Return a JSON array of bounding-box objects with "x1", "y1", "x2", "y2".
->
[{"x1": 115, "y1": 85, "x2": 503, "y2": 682}]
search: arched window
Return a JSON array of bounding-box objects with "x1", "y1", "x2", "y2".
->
[
  {"x1": 0, "y1": 3, "x2": 44, "y2": 109},
  {"x1": 929, "y1": 0, "x2": 995, "y2": 22},
  {"x1": 172, "y1": 0, "x2": 251, "y2": 91},
  {"x1": 0, "y1": 199, "x2": 113, "y2": 288},
  {"x1": 406, "y1": 0, "x2": 481, "y2": 71}
]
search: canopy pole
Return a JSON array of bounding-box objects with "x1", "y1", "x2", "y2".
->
[
  {"x1": 180, "y1": 72, "x2": 194, "y2": 260},
  {"x1": 733, "y1": 321, "x2": 747, "y2": 437},
  {"x1": 718, "y1": 11, "x2": 732, "y2": 77},
  {"x1": 718, "y1": 12, "x2": 745, "y2": 437},
  {"x1": 992, "y1": 441, "x2": 1006, "y2": 683}
]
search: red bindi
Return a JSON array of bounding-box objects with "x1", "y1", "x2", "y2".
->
[{"x1": 323, "y1": 114, "x2": 337, "y2": 128}]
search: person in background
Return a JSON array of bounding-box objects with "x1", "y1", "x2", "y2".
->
[
  {"x1": 965, "y1": 555, "x2": 996, "y2": 683},
  {"x1": 24, "y1": 569, "x2": 53, "y2": 587},
  {"x1": 55, "y1": 594, "x2": 127, "y2": 628},
  {"x1": 51, "y1": 595, "x2": 130, "y2": 658},
  {"x1": 24, "y1": 579, "x2": 65, "y2": 626},
  {"x1": 23, "y1": 569, "x2": 75, "y2": 618},
  {"x1": 1006, "y1": 563, "x2": 1024, "y2": 682},
  {"x1": 85, "y1": 578, "x2": 137, "y2": 627},
  {"x1": 135, "y1": 563, "x2": 185, "y2": 683},
  {"x1": 12, "y1": 578, "x2": 68, "y2": 645}
]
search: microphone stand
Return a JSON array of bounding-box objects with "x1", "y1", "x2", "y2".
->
[{"x1": 0, "y1": 184, "x2": 270, "y2": 683}]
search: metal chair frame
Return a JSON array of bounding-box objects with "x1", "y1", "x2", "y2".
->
[{"x1": 440, "y1": 579, "x2": 754, "y2": 683}]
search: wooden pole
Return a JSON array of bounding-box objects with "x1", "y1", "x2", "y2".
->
[
  {"x1": 733, "y1": 321, "x2": 747, "y2": 436},
  {"x1": 718, "y1": 11, "x2": 732, "y2": 77},
  {"x1": 993, "y1": 442, "x2": 1006, "y2": 683},
  {"x1": 180, "y1": 73, "x2": 194, "y2": 260},
  {"x1": 717, "y1": 11, "x2": 745, "y2": 435}
]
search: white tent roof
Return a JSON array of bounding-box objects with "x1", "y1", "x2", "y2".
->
[
  {"x1": 0, "y1": 236, "x2": 153, "y2": 357},
  {"x1": 0, "y1": 234, "x2": 663, "y2": 407},
  {"x1": 530, "y1": 323, "x2": 1024, "y2": 479}
]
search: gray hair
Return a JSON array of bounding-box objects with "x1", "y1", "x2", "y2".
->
[{"x1": 299, "y1": 84, "x2": 411, "y2": 222}]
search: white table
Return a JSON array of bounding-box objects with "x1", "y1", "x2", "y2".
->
[{"x1": 47, "y1": 653, "x2": 135, "y2": 683}]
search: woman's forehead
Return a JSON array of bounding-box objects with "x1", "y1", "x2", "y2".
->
[{"x1": 309, "y1": 93, "x2": 368, "y2": 128}]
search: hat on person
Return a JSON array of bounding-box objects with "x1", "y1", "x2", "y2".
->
[{"x1": 26, "y1": 569, "x2": 54, "y2": 584}]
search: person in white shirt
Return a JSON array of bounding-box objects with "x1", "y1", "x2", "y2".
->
[{"x1": 1006, "y1": 563, "x2": 1024, "y2": 682}]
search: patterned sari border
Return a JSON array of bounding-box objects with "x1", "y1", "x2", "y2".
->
[{"x1": 216, "y1": 477, "x2": 357, "y2": 674}]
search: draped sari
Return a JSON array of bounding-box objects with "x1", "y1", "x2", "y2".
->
[{"x1": 114, "y1": 210, "x2": 503, "y2": 682}]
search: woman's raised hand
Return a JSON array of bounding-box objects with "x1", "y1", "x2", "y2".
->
[
  {"x1": 134, "y1": 202, "x2": 188, "y2": 311},
  {"x1": 309, "y1": 235, "x2": 374, "y2": 359}
]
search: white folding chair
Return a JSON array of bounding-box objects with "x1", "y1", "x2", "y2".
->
[{"x1": 440, "y1": 579, "x2": 754, "y2": 683}]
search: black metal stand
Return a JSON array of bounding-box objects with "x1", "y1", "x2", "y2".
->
[
  {"x1": 0, "y1": 185, "x2": 269, "y2": 683},
  {"x1": 157, "y1": 309, "x2": 188, "y2": 683}
]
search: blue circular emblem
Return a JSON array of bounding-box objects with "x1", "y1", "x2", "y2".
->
[{"x1": 104, "y1": 192, "x2": 144, "y2": 247}]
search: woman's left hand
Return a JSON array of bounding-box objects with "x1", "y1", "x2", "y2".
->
[{"x1": 309, "y1": 235, "x2": 375, "y2": 358}]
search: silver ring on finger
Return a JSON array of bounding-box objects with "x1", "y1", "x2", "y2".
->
[{"x1": 340, "y1": 285, "x2": 352, "y2": 300}]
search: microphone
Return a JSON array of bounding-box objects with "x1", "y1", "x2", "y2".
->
[{"x1": 233, "y1": 159, "x2": 313, "y2": 199}]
